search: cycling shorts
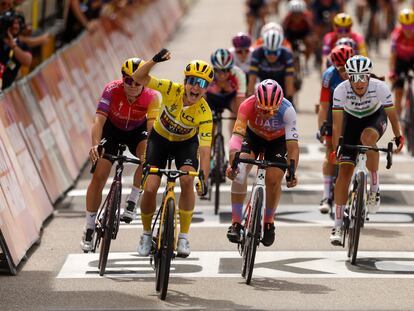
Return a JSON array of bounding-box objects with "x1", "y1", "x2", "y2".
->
[
  {"x1": 144, "y1": 129, "x2": 199, "y2": 170},
  {"x1": 102, "y1": 120, "x2": 147, "y2": 160},
  {"x1": 339, "y1": 108, "x2": 387, "y2": 164},
  {"x1": 206, "y1": 91, "x2": 237, "y2": 113},
  {"x1": 394, "y1": 58, "x2": 414, "y2": 89},
  {"x1": 241, "y1": 127, "x2": 287, "y2": 168},
  {"x1": 367, "y1": 0, "x2": 380, "y2": 13},
  {"x1": 285, "y1": 29, "x2": 311, "y2": 43}
]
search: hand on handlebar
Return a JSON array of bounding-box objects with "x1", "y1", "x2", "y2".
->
[
  {"x1": 226, "y1": 166, "x2": 239, "y2": 181},
  {"x1": 89, "y1": 144, "x2": 104, "y2": 163},
  {"x1": 394, "y1": 135, "x2": 404, "y2": 153}
]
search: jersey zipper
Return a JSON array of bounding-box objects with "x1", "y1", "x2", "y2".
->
[{"x1": 125, "y1": 106, "x2": 131, "y2": 129}]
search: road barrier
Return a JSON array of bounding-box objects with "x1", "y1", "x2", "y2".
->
[{"x1": 0, "y1": 0, "x2": 187, "y2": 275}]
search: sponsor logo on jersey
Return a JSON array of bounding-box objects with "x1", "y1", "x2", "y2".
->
[{"x1": 159, "y1": 110, "x2": 193, "y2": 135}]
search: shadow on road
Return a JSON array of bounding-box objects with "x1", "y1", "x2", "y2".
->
[{"x1": 246, "y1": 277, "x2": 333, "y2": 294}]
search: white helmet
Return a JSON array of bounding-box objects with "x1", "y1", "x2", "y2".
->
[
  {"x1": 263, "y1": 30, "x2": 284, "y2": 52},
  {"x1": 345, "y1": 55, "x2": 373, "y2": 75},
  {"x1": 288, "y1": 0, "x2": 306, "y2": 13},
  {"x1": 260, "y1": 22, "x2": 284, "y2": 37}
]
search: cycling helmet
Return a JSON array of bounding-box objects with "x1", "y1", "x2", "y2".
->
[
  {"x1": 184, "y1": 60, "x2": 214, "y2": 83},
  {"x1": 335, "y1": 37, "x2": 357, "y2": 50},
  {"x1": 211, "y1": 48, "x2": 234, "y2": 70},
  {"x1": 232, "y1": 32, "x2": 252, "y2": 49},
  {"x1": 263, "y1": 30, "x2": 284, "y2": 52},
  {"x1": 260, "y1": 22, "x2": 284, "y2": 37},
  {"x1": 287, "y1": 0, "x2": 306, "y2": 13},
  {"x1": 398, "y1": 8, "x2": 414, "y2": 25},
  {"x1": 330, "y1": 45, "x2": 354, "y2": 67},
  {"x1": 121, "y1": 58, "x2": 143, "y2": 76},
  {"x1": 345, "y1": 55, "x2": 373, "y2": 75},
  {"x1": 333, "y1": 13, "x2": 353, "y2": 28},
  {"x1": 255, "y1": 79, "x2": 284, "y2": 111}
]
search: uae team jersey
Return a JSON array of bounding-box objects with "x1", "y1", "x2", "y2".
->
[
  {"x1": 332, "y1": 78, "x2": 394, "y2": 118},
  {"x1": 147, "y1": 76, "x2": 213, "y2": 147},
  {"x1": 232, "y1": 95, "x2": 299, "y2": 141},
  {"x1": 96, "y1": 80, "x2": 160, "y2": 130}
]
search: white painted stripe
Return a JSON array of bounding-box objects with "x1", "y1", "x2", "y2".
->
[
  {"x1": 57, "y1": 251, "x2": 414, "y2": 279},
  {"x1": 67, "y1": 183, "x2": 414, "y2": 197}
]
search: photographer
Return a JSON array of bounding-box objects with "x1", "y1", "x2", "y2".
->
[{"x1": 0, "y1": 9, "x2": 32, "y2": 90}]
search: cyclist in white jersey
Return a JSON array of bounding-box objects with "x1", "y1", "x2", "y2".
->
[{"x1": 330, "y1": 56, "x2": 404, "y2": 245}]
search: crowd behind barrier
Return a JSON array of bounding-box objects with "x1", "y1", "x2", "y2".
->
[{"x1": 0, "y1": 0, "x2": 189, "y2": 275}]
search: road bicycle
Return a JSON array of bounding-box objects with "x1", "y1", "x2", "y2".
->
[
  {"x1": 231, "y1": 151, "x2": 295, "y2": 284},
  {"x1": 336, "y1": 137, "x2": 393, "y2": 265},
  {"x1": 401, "y1": 71, "x2": 414, "y2": 156},
  {"x1": 208, "y1": 110, "x2": 235, "y2": 214},
  {"x1": 143, "y1": 157, "x2": 204, "y2": 300},
  {"x1": 90, "y1": 143, "x2": 141, "y2": 276}
]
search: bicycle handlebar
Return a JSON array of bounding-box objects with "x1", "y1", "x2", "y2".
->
[
  {"x1": 231, "y1": 151, "x2": 296, "y2": 182},
  {"x1": 90, "y1": 144, "x2": 141, "y2": 174},
  {"x1": 336, "y1": 136, "x2": 393, "y2": 169}
]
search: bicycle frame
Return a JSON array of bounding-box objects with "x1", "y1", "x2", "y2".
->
[{"x1": 348, "y1": 152, "x2": 368, "y2": 223}]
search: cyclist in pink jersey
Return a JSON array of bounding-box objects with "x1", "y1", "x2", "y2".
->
[
  {"x1": 389, "y1": 9, "x2": 414, "y2": 117},
  {"x1": 80, "y1": 58, "x2": 161, "y2": 252},
  {"x1": 225, "y1": 79, "x2": 299, "y2": 246},
  {"x1": 321, "y1": 13, "x2": 367, "y2": 71}
]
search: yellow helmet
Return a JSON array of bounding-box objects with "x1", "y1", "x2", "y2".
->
[
  {"x1": 184, "y1": 60, "x2": 214, "y2": 83},
  {"x1": 333, "y1": 13, "x2": 353, "y2": 28},
  {"x1": 121, "y1": 58, "x2": 144, "y2": 76},
  {"x1": 399, "y1": 8, "x2": 414, "y2": 25}
]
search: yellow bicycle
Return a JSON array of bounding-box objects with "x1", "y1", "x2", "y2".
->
[{"x1": 142, "y1": 156, "x2": 205, "y2": 300}]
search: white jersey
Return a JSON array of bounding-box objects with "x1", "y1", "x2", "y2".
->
[
  {"x1": 229, "y1": 46, "x2": 254, "y2": 75},
  {"x1": 332, "y1": 78, "x2": 394, "y2": 118}
]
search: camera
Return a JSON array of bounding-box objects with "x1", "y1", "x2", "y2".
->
[{"x1": 0, "y1": 10, "x2": 25, "y2": 40}]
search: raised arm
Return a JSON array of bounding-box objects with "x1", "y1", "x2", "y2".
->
[{"x1": 131, "y1": 49, "x2": 171, "y2": 85}]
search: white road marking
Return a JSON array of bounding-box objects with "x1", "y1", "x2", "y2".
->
[
  {"x1": 57, "y1": 251, "x2": 414, "y2": 279},
  {"x1": 67, "y1": 183, "x2": 414, "y2": 197}
]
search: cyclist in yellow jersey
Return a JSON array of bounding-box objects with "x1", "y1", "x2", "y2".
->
[{"x1": 131, "y1": 48, "x2": 213, "y2": 258}]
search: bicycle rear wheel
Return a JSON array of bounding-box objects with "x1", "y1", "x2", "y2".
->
[
  {"x1": 407, "y1": 87, "x2": 414, "y2": 156},
  {"x1": 243, "y1": 187, "x2": 263, "y2": 285},
  {"x1": 156, "y1": 198, "x2": 175, "y2": 300},
  {"x1": 214, "y1": 134, "x2": 224, "y2": 215},
  {"x1": 348, "y1": 172, "x2": 365, "y2": 265},
  {"x1": 99, "y1": 182, "x2": 121, "y2": 276}
]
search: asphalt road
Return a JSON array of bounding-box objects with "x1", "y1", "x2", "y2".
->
[{"x1": 1, "y1": 0, "x2": 414, "y2": 310}]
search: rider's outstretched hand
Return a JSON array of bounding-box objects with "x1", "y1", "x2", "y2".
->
[{"x1": 152, "y1": 48, "x2": 171, "y2": 63}]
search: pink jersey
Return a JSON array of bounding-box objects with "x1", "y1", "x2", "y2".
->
[
  {"x1": 232, "y1": 95, "x2": 298, "y2": 142},
  {"x1": 97, "y1": 80, "x2": 160, "y2": 131},
  {"x1": 391, "y1": 26, "x2": 414, "y2": 61},
  {"x1": 322, "y1": 31, "x2": 367, "y2": 56},
  {"x1": 207, "y1": 66, "x2": 246, "y2": 97}
]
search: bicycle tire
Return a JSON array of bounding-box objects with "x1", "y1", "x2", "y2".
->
[
  {"x1": 98, "y1": 181, "x2": 121, "y2": 276},
  {"x1": 407, "y1": 87, "x2": 414, "y2": 157},
  {"x1": 158, "y1": 198, "x2": 175, "y2": 300},
  {"x1": 243, "y1": 187, "x2": 263, "y2": 285},
  {"x1": 348, "y1": 172, "x2": 365, "y2": 265},
  {"x1": 214, "y1": 134, "x2": 224, "y2": 215}
]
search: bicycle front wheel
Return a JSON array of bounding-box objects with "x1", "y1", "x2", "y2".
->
[
  {"x1": 243, "y1": 187, "x2": 263, "y2": 285},
  {"x1": 99, "y1": 182, "x2": 121, "y2": 276},
  {"x1": 156, "y1": 198, "x2": 175, "y2": 300},
  {"x1": 348, "y1": 172, "x2": 365, "y2": 265}
]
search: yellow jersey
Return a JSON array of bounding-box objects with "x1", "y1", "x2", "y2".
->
[{"x1": 147, "y1": 76, "x2": 213, "y2": 147}]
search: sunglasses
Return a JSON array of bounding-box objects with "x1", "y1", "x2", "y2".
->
[
  {"x1": 402, "y1": 24, "x2": 414, "y2": 31},
  {"x1": 214, "y1": 68, "x2": 230, "y2": 74},
  {"x1": 336, "y1": 26, "x2": 351, "y2": 34},
  {"x1": 236, "y1": 49, "x2": 249, "y2": 54},
  {"x1": 349, "y1": 73, "x2": 369, "y2": 83},
  {"x1": 123, "y1": 76, "x2": 140, "y2": 86},
  {"x1": 187, "y1": 76, "x2": 209, "y2": 88},
  {"x1": 264, "y1": 49, "x2": 280, "y2": 57}
]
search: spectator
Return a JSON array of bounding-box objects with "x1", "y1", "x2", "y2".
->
[
  {"x1": 0, "y1": 9, "x2": 32, "y2": 90},
  {"x1": 61, "y1": 0, "x2": 100, "y2": 44},
  {"x1": 0, "y1": 0, "x2": 13, "y2": 14}
]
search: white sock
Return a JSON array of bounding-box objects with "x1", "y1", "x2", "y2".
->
[
  {"x1": 370, "y1": 171, "x2": 379, "y2": 193},
  {"x1": 323, "y1": 175, "x2": 333, "y2": 199},
  {"x1": 178, "y1": 233, "x2": 188, "y2": 240},
  {"x1": 334, "y1": 204, "x2": 345, "y2": 228},
  {"x1": 85, "y1": 211, "x2": 97, "y2": 230},
  {"x1": 127, "y1": 186, "x2": 142, "y2": 204}
]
